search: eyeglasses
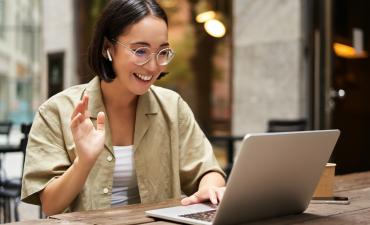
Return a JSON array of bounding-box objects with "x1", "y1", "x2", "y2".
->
[{"x1": 111, "y1": 39, "x2": 175, "y2": 66}]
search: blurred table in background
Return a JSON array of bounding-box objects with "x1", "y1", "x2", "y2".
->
[
  {"x1": 1, "y1": 144, "x2": 22, "y2": 223},
  {"x1": 209, "y1": 135, "x2": 244, "y2": 175},
  {"x1": 0, "y1": 144, "x2": 22, "y2": 182},
  {"x1": 1, "y1": 123, "x2": 31, "y2": 222}
]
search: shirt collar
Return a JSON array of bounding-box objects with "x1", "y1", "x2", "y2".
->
[
  {"x1": 83, "y1": 76, "x2": 159, "y2": 117},
  {"x1": 83, "y1": 76, "x2": 159, "y2": 150}
]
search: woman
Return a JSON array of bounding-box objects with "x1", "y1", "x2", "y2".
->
[{"x1": 21, "y1": 0, "x2": 225, "y2": 216}]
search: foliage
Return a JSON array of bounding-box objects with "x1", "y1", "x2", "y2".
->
[{"x1": 156, "y1": 25, "x2": 195, "y2": 87}]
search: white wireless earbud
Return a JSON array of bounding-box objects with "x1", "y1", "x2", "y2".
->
[{"x1": 107, "y1": 49, "x2": 112, "y2": 61}]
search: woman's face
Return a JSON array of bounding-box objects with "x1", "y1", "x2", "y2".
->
[{"x1": 109, "y1": 15, "x2": 169, "y2": 96}]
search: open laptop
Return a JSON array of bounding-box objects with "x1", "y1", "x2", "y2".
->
[{"x1": 146, "y1": 130, "x2": 340, "y2": 225}]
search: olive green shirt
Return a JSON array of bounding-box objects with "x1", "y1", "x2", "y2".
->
[{"x1": 21, "y1": 76, "x2": 225, "y2": 212}]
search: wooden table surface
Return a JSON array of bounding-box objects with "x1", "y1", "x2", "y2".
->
[{"x1": 9, "y1": 171, "x2": 370, "y2": 225}]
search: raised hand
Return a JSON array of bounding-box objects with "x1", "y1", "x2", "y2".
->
[{"x1": 70, "y1": 95, "x2": 106, "y2": 168}]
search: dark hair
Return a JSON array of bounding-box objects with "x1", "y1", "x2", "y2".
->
[{"x1": 88, "y1": 0, "x2": 168, "y2": 82}]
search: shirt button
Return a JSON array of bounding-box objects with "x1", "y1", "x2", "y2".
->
[
  {"x1": 107, "y1": 156, "x2": 113, "y2": 162},
  {"x1": 103, "y1": 188, "x2": 109, "y2": 194}
]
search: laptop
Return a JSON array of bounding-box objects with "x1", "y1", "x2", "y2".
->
[{"x1": 145, "y1": 130, "x2": 340, "y2": 225}]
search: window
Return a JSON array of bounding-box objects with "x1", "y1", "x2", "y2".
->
[
  {"x1": 0, "y1": 75, "x2": 9, "y2": 120},
  {"x1": 0, "y1": 0, "x2": 5, "y2": 38}
]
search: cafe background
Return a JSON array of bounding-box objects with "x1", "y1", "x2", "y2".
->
[{"x1": 0, "y1": 0, "x2": 369, "y2": 221}]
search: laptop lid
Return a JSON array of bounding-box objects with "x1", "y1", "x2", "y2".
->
[{"x1": 146, "y1": 130, "x2": 340, "y2": 225}]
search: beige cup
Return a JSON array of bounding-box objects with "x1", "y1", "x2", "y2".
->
[{"x1": 313, "y1": 163, "x2": 336, "y2": 198}]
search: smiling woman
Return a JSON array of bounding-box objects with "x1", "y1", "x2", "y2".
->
[
  {"x1": 101, "y1": 15, "x2": 171, "y2": 96},
  {"x1": 20, "y1": 0, "x2": 225, "y2": 216}
]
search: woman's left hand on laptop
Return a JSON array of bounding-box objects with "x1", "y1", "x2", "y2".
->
[{"x1": 181, "y1": 172, "x2": 226, "y2": 205}]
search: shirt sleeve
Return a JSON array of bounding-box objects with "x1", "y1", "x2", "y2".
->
[
  {"x1": 178, "y1": 97, "x2": 226, "y2": 196},
  {"x1": 21, "y1": 102, "x2": 72, "y2": 206}
]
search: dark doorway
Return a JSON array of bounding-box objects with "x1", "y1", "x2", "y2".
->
[
  {"x1": 47, "y1": 52, "x2": 64, "y2": 98},
  {"x1": 331, "y1": 0, "x2": 370, "y2": 174},
  {"x1": 307, "y1": 0, "x2": 370, "y2": 174}
]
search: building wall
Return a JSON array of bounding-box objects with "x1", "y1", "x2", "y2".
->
[
  {"x1": 0, "y1": 0, "x2": 42, "y2": 123},
  {"x1": 0, "y1": 0, "x2": 43, "y2": 211},
  {"x1": 232, "y1": 0, "x2": 308, "y2": 135},
  {"x1": 0, "y1": 0, "x2": 77, "y2": 121},
  {"x1": 42, "y1": 0, "x2": 77, "y2": 97}
]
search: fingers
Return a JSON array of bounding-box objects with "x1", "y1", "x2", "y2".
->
[
  {"x1": 71, "y1": 101, "x2": 84, "y2": 120},
  {"x1": 71, "y1": 112, "x2": 84, "y2": 129},
  {"x1": 181, "y1": 187, "x2": 226, "y2": 206},
  {"x1": 71, "y1": 95, "x2": 89, "y2": 120},
  {"x1": 181, "y1": 192, "x2": 203, "y2": 205},
  {"x1": 82, "y1": 95, "x2": 89, "y2": 117},
  {"x1": 96, "y1": 112, "x2": 105, "y2": 131},
  {"x1": 216, "y1": 188, "x2": 224, "y2": 203},
  {"x1": 208, "y1": 188, "x2": 218, "y2": 205},
  {"x1": 71, "y1": 94, "x2": 104, "y2": 132}
]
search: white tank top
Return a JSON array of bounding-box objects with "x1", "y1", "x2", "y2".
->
[{"x1": 111, "y1": 145, "x2": 140, "y2": 206}]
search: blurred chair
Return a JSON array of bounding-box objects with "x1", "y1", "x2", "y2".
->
[
  {"x1": 209, "y1": 135, "x2": 244, "y2": 177},
  {"x1": 0, "y1": 123, "x2": 31, "y2": 222},
  {"x1": 267, "y1": 119, "x2": 307, "y2": 132},
  {"x1": 0, "y1": 121, "x2": 13, "y2": 145}
]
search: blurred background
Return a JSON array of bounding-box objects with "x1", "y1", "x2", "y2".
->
[{"x1": 0, "y1": 0, "x2": 369, "y2": 222}]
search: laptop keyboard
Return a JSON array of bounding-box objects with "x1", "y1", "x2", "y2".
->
[{"x1": 179, "y1": 209, "x2": 217, "y2": 222}]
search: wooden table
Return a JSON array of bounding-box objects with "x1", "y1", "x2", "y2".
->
[{"x1": 8, "y1": 171, "x2": 370, "y2": 225}]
